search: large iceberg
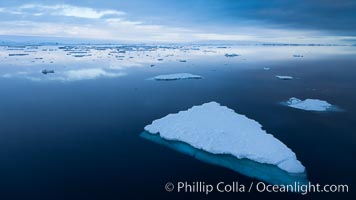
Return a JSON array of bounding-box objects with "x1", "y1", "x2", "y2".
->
[
  {"x1": 285, "y1": 97, "x2": 333, "y2": 111},
  {"x1": 144, "y1": 102, "x2": 305, "y2": 174},
  {"x1": 141, "y1": 132, "x2": 308, "y2": 185},
  {"x1": 152, "y1": 73, "x2": 202, "y2": 81}
]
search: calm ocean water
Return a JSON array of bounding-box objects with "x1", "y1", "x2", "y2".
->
[{"x1": 0, "y1": 45, "x2": 355, "y2": 199}]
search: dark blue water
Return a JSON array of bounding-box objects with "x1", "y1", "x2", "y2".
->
[{"x1": 0, "y1": 46, "x2": 355, "y2": 199}]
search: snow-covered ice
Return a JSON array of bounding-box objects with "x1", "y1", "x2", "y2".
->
[
  {"x1": 9, "y1": 53, "x2": 29, "y2": 56},
  {"x1": 264, "y1": 67, "x2": 270, "y2": 70},
  {"x1": 293, "y1": 55, "x2": 304, "y2": 58},
  {"x1": 144, "y1": 102, "x2": 305, "y2": 173},
  {"x1": 276, "y1": 75, "x2": 293, "y2": 80},
  {"x1": 152, "y1": 73, "x2": 202, "y2": 81},
  {"x1": 285, "y1": 97, "x2": 333, "y2": 111},
  {"x1": 141, "y1": 131, "x2": 308, "y2": 185},
  {"x1": 42, "y1": 69, "x2": 54, "y2": 74},
  {"x1": 225, "y1": 53, "x2": 239, "y2": 57}
]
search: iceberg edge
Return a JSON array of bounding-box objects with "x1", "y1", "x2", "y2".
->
[{"x1": 144, "y1": 102, "x2": 305, "y2": 174}]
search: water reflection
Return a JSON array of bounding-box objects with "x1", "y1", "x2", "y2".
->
[
  {"x1": 1, "y1": 44, "x2": 355, "y2": 82},
  {"x1": 1, "y1": 68, "x2": 126, "y2": 81},
  {"x1": 140, "y1": 131, "x2": 308, "y2": 186}
]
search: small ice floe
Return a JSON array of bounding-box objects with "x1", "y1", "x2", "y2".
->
[
  {"x1": 72, "y1": 55, "x2": 88, "y2": 58},
  {"x1": 293, "y1": 55, "x2": 304, "y2": 58},
  {"x1": 42, "y1": 69, "x2": 55, "y2": 75},
  {"x1": 7, "y1": 47, "x2": 25, "y2": 50},
  {"x1": 203, "y1": 50, "x2": 217, "y2": 53},
  {"x1": 144, "y1": 102, "x2": 305, "y2": 173},
  {"x1": 285, "y1": 97, "x2": 334, "y2": 111},
  {"x1": 264, "y1": 67, "x2": 270, "y2": 70},
  {"x1": 68, "y1": 51, "x2": 88, "y2": 54},
  {"x1": 8, "y1": 53, "x2": 29, "y2": 56},
  {"x1": 225, "y1": 53, "x2": 239, "y2": 57},
  {"x1": 151, "y1": 73, "x2": 202, "y2": 81},
  {"x1": 276, "y1": 75, "x2": 293, "y2": 80}
]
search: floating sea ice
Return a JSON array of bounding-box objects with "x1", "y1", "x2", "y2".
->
[
  {"x1": 293, "y1": 55, "x2": 304, "y2": 58},
  {"x1": 264, "y1": 67, "x2": 270, "y2": 70},
  {"x1": 141, "y1": 131, "x2": 308, "y2": 186},
  {"x1": 42, "y1": 69, "x2": 55, "y2": 75},
  {"x1": 225, "y1": 53, "x2": 239, "y2": 57},
  {"x1": 8, "y1": 53, "x2": 29, "y2": 56},
  {"x1": 152, "y1": 73, "x2": 202, "y2": 81},
  {"x1": 276, "y1": 75, "x2": 293, "y2": 80},
  {"x1": 144, "y1": 102, "x2": 305, "y2": 173},
  {"x1": 68, "y1": 51, "x2": 89, "y2": 54},
  {"x1": 285, "y1": 97, "x2": 333, "y2": 111},
  {"x1": 72, "y1": 54, "x2": 91, "y2": 58},
  {"x1": 203, "y1": 50, "x2": 217, "y2": 53}
]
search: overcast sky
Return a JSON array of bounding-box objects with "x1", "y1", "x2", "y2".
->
[{"x1": 0, "y1": 0, "x2": 355, "y2": 43}]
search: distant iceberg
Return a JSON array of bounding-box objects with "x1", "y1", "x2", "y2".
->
[
  {"x1": 8, "y1": 53, "x2": 29, "y2": 56},
  {"x1": 42, "y1": 69, "x2": 55, "y2": 75},
  {"x1": 276, "y1": 75, "x2": 293, "y2": 80},
  {"x1": 293, "y1": 55, "x2": 304, "y2": 58},
  {"x1": 225, "y1": 53, "x2": 239, "y2": 57},
  {"x1": 144, "y1": 102, "x2": 305, "y2": 174},
  {"x1": 152, "y1": 73, "x2": 202, "y2": 81},
  {"x1": 285, "y1": 97, "x2": 333, "y2": 111}
]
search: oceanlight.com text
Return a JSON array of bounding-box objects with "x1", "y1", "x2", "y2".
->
[{"x1": 164, "y1": 181, "x2": 349, "y2": 195}]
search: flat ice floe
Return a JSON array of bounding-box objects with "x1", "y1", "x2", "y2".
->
[
  {"x1": 285, "y1": 97, "x2": 333, "y2": 111},
  {"x1": 152, "y1": 73, "x2": 202, "y2": 81},
  {"x1": 224, "y1": 53, "x2": 239, "y2": 57},
  {"x1": 276, "y1": 75, "x2": 293, "y2": 80},
  {"x1": 293, "y1": 54, "x2": 304, "y2": 58},
  {"x1": 42, "y1": 69, "x2": 55, "y2": 74},
  {"x1": 141, "y1": 131, "x2": 308, "y2": 185},
  {"x1": 144, "y1": 102, "x2": 305, "y2": 173}
]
